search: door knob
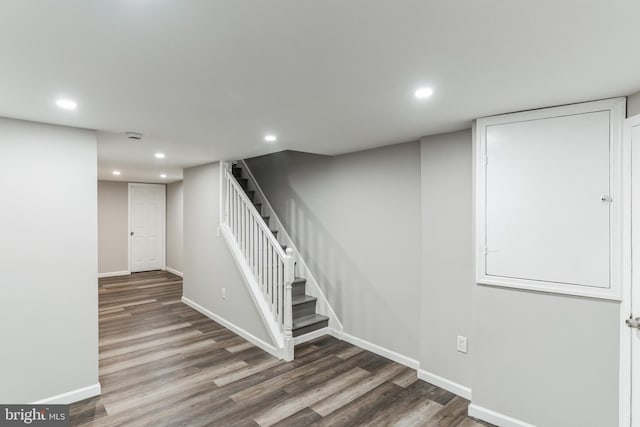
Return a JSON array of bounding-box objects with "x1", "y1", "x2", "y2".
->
[
  {"x1": 130, "y1": 232, "x2": 134, "y2": 236},
  {"x1": 625, "y1": 317, "x2": 640, "y2": 329}
]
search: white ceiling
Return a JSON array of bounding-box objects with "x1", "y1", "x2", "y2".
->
[{"x1": 1, "y1": 1, "x2": 639, "y2": 183}]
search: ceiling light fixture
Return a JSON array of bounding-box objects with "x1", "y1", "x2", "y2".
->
[
  {"x1": 113, "y1": 170, "x2": 121, "y2": 176},
  {"x1": 414, "y1": 87, "x2": 434, "y2": 99},
  {"x1": 160, "y1": 174, "x2": 167, "y2": 178},
  {"x1": 155, "y1": 152, "x2": 165, "y2": 159},
  {"x1": 264, "y1": 134, "x2": 277, "y2": 143},
  {"x1": 56, "y1": 98, "x2": 77, "y2": 110}
]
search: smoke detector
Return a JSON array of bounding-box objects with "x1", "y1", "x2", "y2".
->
[{"x1": 126, "y1": 132, "x2": 143, "y2": 141}]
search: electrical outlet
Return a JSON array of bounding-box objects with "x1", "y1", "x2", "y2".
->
[
  {"x1": 221, "y1": 288, "x2": 226, "y2": 299},
  {"x1": 457, "y1": 336, "x2": 468, "y2": 353}
]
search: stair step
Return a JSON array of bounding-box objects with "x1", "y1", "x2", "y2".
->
[
  {"x1": 271, "y1": 230, "x2": 278, "y2": 237},
  {"x1": 245, "y1": 190, "x2": 255, "y2": 202},
  {"x1": 237, "y1": 178, "x2": 248, "y2": 190},
  {"x1": 292, "y1": 277, "x2": 306, "y2": 297},
  {"x1": 292, "y1": 294, "x2": 317, "y2": 306},
  {"x1": 281, "y1": 244, "x2": 288, "y2": 251},
  {"x1": 253, "y1": 203, "x2": 262, "y2": 213},
  {"x1": 292, "y1": 295, "x2": 318, "y2": 318},
  {"x1": 262, "y1": 216, "x2": 270, "y2": 225},
  {"x1": 292, "y1": 313, "x2": 329, "y2": 337},
  {"x1": 232, "y1": 166, "x2": 242, "y2": 178}
]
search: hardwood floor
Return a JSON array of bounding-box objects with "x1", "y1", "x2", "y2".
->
[{"x1": 70, "y1": 271, "x2": 492, "y2": 427}]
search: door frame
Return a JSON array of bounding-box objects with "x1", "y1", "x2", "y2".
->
[
  {"x1": 621, "y1": 113, "x2": 640, "y2": 426},
  {"x1": 127, "y1": 183, "x2": 166, "y2": 273}
]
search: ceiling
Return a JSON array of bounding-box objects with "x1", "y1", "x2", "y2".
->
[{"x1": 1, "y1": 1, "x2": 639, "y2": 183}]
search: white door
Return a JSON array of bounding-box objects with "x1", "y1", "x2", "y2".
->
[
  {"x1": 129, "y1": 183, "x2": 165, "y2": 273},
  {"x1": 629, "y1": 114, "x2": 640, "y2": 427}
]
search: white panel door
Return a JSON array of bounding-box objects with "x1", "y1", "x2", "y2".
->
[
  {"x1": 630, "y1": 116, "x2": 640, "y2": 427},
  {"x1": 486, "y1": 111, "x2": 611, "y2": 287},
  {"x1": 129, "y1": 183, "x2": 165, "y2": 273}
]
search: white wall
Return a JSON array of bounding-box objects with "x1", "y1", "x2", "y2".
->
[
  {"x1": 166, "y1": 181, "x2": 183, "y2": 274},
  {"x1": 183, "y1": 162, "x2": 272, "y2": 345},
  {"x1": 246, "y1": 143, "x2": 422, "y2": 360},
  {"x1": 0, "y1": 117, "x2": 98, "y2": 403},
  {"x1": 420, "y1": 130, "x2": 473, "y2": 389},
  {"x1": 98, "y1": 181, "x2": 128, "y2": 274},
  {"x1": 629, "y1": 90, "x2": 640, "y2": 117}
]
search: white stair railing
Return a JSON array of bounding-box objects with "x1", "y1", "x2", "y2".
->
[{"x1": 221, "y1": 163, "x2": 294, "y2": 360}]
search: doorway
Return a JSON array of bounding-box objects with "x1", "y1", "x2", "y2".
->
[{"x1": 128, "y1": 183, "x2": 166, "y2": 273}]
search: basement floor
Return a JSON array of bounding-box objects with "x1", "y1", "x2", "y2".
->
[{"x1": 70, "y1": 271, "x2": 492, "y2": 426}]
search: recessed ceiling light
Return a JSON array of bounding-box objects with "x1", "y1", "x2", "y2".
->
[
  {"x1": 112, "y1": 170, "x2": 121, "y2": 176},
  {"x1": 414, "y1": 87, "x2": 434, "y2": 99},
  {"x1": 155, "y1": 153, "x2": 165, "y2": 159},
  {"x1": 160, "y1": 174, "x2": 167, "y2": 178},
  {"x1": 264, "y1": 134, "x2": 277, "y2": 143},
  {"x1": 56, "y1": 98, "x2": 77, "y2": 110}
]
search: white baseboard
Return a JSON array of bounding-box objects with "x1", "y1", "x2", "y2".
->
[
  {"x1": 181, "y1": 296, "x2": 280, "y2": 359},
  {"x1": 331, "y1": 330, "x2": 419, "y2": 370},
  {"x1": 165, "y1": 267, "x2": 183, "y2": 277},
  {"x1": 98, "y1": 271, "x2": 130, "y2": 278},
  {"x1": 293, "y1": 327, "x2": 330, "y2": 345},
  {"x1": 417, "y1": 369, "x2": 472, "y2": 400},
  {"x1": 33, "y1": 383, "x2": 101, "y2": 404},
  {"x1": 468, "y1": 403, "x2": 535, "y2": 427}
]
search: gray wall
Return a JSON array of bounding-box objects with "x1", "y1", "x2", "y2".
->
[
  {"x1": 420, "y1": 130, "x2": 473, "y2": 389},
  {"x1": 456, "y1": 124, "x2": 618, "y2": 426},
  {"x1": 0, "y1": 117, "x2": 98, "y2": 403},
  {"x1": 166, "y1": 181, "x2": 184, "y2": 273},
  {"x1": 183, "y1": 162, "x2": 272, "y2": 345},
  {"x1": 246, "y1": 143, "x2": 422, "y2": 359},
  {"x1": 472, "y1": 286, "x2": 619, "y2": 427},
  {"x1": 628, "y1": 90, "x2": 640, "y2": 117},
  {"x1": 98, "y1": 181, "x2": 128, "y2": 274}
]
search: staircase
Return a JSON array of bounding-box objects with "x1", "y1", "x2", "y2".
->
[
  {"x1": 220, "y1": 161, "x2": 330, "y2": 360},
  {"x1": 231, "y1": 164, "x2": 329, "y2": 338}
]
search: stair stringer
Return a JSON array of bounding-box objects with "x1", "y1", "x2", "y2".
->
[
  {"x1": 239, "y1": 159, "x2": 344, "y2": 335},
  {"x1": 218, "y1": 224, "x2": 289, "y2": 358}
]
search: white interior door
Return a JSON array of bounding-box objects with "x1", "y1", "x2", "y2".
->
[
  {"x1": 631, "y1": 115, "x2": 640, "y2": 427},
  {"x1": 129, "y1": 183, "x2": 165, "y2": 273}
]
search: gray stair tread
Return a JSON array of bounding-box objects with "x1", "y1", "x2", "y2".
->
[
  {"x1": 292, "y1": 295, "x2": 317, "y2": 306},
  {"x1": 293, "y1": 277, "x2": 306, "y2": 284},
  {"x1": 292, "y1": 313, "x2": 329, "y2": 330}
]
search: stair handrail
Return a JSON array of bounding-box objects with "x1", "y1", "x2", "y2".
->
[
  {"x1": 222, "y1": 164, "x2": 295, "y2": 360},
  {"x1": 225, "y1": 169, "x2": 287, "y2": 259}
]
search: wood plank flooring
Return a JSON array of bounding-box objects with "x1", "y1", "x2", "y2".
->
[{"x1": 70, "y1": 271, "x2": 492, "y2": 427}]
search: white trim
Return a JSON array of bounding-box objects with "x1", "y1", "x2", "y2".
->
[
  {"x1": 622, "y1": 113, "x2": 640, "y2": 427},
  {"x1": 181, "y1": 296, "x2": 280, "y2": 359},
  {"x1": 331, "y1": 330, "x2": 419, "y2": 370},
  {"x1": 128, "y1": 183, "x2": 167, "y2": 273},
  {"x1": 417, "y1": 369, "x2": 471, "y2": 400},
  {"x1": 98, "y1": 270, "x2": 130, "y2": 278},
  {"x1": 165, "y1": 267, "x2": 183, "y2": 277},
  {"x1": 33, "y1": 383, "x2": 101, "y2": 405},
  {"x1": 293, "y1": 327, "x2": 330, "y2": 345},
  {"x1": 468, "y1": 403, "x2": 536, "y2": 427},
  {"x1": 475, "y1": 97, "x2": 627, "y2": 300},
  {"x1": 239, "y1": 160, "x2": 343, "y2": 333}
]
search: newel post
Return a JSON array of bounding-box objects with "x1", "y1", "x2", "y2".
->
[{"x1": 283, "y1": 247, "x2": 295, "y2": 361}]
